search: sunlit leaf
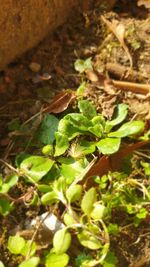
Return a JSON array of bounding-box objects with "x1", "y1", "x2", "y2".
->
[
  {"x1": 53, "y1": 228, "x2": 71, "y2": 254},
  {"x1": 92, "y1": 115, "x2": 105, "y2": 127},
  {"x1": 66, "y1": 184, "x2": 82, "y2": 203},
  {"x1": 54, "y1": 176, "x2": 67, "y2": 194},
  {"x1": 0, "y1": 173, "x2": 18, "y2": 193},
  {"x1": 60, "y1": 158, "x2": 88, "y2": 184},
  {"x1": 20, "y1": 156, "x2": 54, "y2": 182},
  {"x1": 64, "y1": 113, "x2": 92, "y2": 132},
  {"x1": 46, "y1": 253, "x2": 69, "y2": 267},
  {"x1": 90, "y1": 203, "x2": 107, "y2": 220},
  {"x1": 108, "y1": 121, "x2": 144, "y2": 138},
  {"x1": 5, "y1": 173, "x2": 18, "y2": 188},
  {"x1": 8, "y1": 235, "x2": 25, "y2": 254},
  {"x1": 105, "y1": 103, "x2": 128, "y2": 133},
  {"x1": 78, "y1": 230, "x2": 102, "y2": 250},
  {"x1": 78, "y1": 100, "x2": 97, "y2": 119},
  {"x1": 97, "y1": 138, "x2": 121, "y2": 155},
  {"x1": 81, "y1": 187, "x2": 97, "y2": 216},
  {"x1": 74, "y1": 58, "x2": 93, "y2": 73},
  {"x1": 18, "y1": 257, "x2": 40, "y2": 267},
  {"x1": 79, "y1": 140, "x2": 96, "y2": 155},
  {"x1": 0, "y1": 262, "x2": 5, "y2": 267},
  {"x1": 21, "y1": 240, "x2": 37, "y2": 257},
  {"x1": 41, "y1": 191, "x2": 58, "y2": 205},
  {"x1": 64, "y1": 212, "x2": 78, "y2": 226},
  {"x1": 54, "y1": 132, "x2": 69, "y2": 157},
  {"x1": 42, "y1": 145, "x2": 53, "y2": 155},
  {"x1": 77, "y1": 82, "x2": 87, "y2": 96},
  {"x1": 37, "y1": 184, "x2": 52, "y2": 193},
  {"x1": 141, "y1": 161, "x2": 150, "y2": 176}
]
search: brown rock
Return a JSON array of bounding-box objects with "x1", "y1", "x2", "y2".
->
[{"x1": 0, "y1": 0, "x2": 77, "y2": 70}]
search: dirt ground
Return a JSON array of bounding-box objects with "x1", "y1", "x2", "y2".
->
[{"x1": 0, "y1": 1, "x2": 150, "y2": 266}]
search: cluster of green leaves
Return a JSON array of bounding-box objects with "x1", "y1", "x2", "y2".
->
[
  {"x1": 0, "y1": 94, "x2": 149, "y2": 267},
  {"x1": 54, "y1": 100, "x2": 144, "y2": 157}
]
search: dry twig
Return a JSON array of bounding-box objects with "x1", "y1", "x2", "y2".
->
[{"x1": 101, "y1": 15, "x2": 133, "y2": 68}]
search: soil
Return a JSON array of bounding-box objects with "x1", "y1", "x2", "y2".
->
[{"x1": 0, "y1": 1, "x2": 150, "y2": 266}]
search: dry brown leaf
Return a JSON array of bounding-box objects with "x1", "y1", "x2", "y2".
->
[
  {"x1": 137, "y1": 0, "x2": 150, "y2": 8},
  {"x1": 85, "y1": 69, "x2": 99, "y2": 82},
  {"x1": 101, "y1": 16, "x2": 133, "y2": 68},
  {"x1": 85, "y1": 140, "x2": 150, "y2": 182},
  {"x1": 43, "y1": 90, "x2": 76, "y2": 114}
]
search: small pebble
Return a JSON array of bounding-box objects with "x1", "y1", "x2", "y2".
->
[{"x1": 29, "y1": 62, "x2": 41, "y2": 72}]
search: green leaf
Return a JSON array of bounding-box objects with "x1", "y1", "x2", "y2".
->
[
  {"x1": 5, "y1": 173, "x2": 18, "y2": 188},
  {"x1": 136, "y1": 207, "x2": 148, "y2": 219},
  {"x1": 0, "y1": 184, "x2": 9, "y2": 194},
  {"x1": 20, "y1": 156, "x2": 54, "y2": 182},
  {"x1": 60, "y1": 158, "x2": 88, "y2": 184},
  {"x1": 139, "y1": 129, "x2": 150, "y2": 141},
  {"x1": 18, "y1": 257, "x2": 40, "y2": 267},
  {"x1": 8, "y1": 235, "x2": 25, "y2": 254},
  {"x1": 105, "y1": 103, "x2": 128, "y2": 133},
  {"x1": 90, "y1": 115, "x2": 105, "y2": 137},
  {"x1": 78, "y1": 230, "x2": 102, "y2": 250},
  {"x1": 66, "y1": 185, "x2": 82, "y2": 203},
  {"x1": 78, "y1": 100, "x2": 97, "y2": 119},
  {"x1": 0, "y1": 261, "x2": 5, "y2": 267},
  {"x1": 42, "y1": 145, "x2": 53, "y2": 156},
  {"x1": 103, "y1": 251, "x2": 118, "y2": 267},
  {"x1": 46, "y1": 253, "x2": 69, "y2": 267},
  {"x1": 54, "y1": 132, "x2": 69, "y2": 157},
  {"x1": 97, "y1": 138, "x2": 121, "y2": 155},
  {"x1": 108, "y1": 121, "x2": 144, "y2": 138},
  {"x1": 21, "y1": 240, "x2": 37, "y2": 257},
  {"x1": 77, "y1": 82, "x2": 87, "y2": 96},
  {"x1": 8, "y1": 118, "x2": 21, "y2": 131},
  {"x1": 64, "y1": 212, "x2": 77, "y2": 226},
  {"x1": 77, "y1": 140, "x2": 96, "y2": 156},
  {"x1": 54, "y1": 176, "x2": 67, "y2": 194},
  {"x1": 58, "y1": 118, "x2": 80, "y2": 140},
  {"x1": 92, "y1": 115, "x2": 105, "y2": 127},
  {"x1": 15, "y1": 153, "x2": 31, "y2": 168},
  {"x1": 0, "y1": 174, "x2": 2, "y2": 186},
  {"x1": 107, "y1": 224, "x2": 119, "y2": 235},
  {"x1": 84, "y1": 57, "x2": 93, "y2": 70},
  {"x1": 37, "y1": 184, "x2": 52, "y2": 193},
  {"x1": 134, "y1": 208, "x2": 148, "y2": 226},
  {"x1": 74, "y1": 58, "x2": 93, "y2": 73},
  {"x1": 88, "y1": 124, "x2": 103, "y2": 138},
  {"x1": 0, "y1": 199, "x2": 13, "y2": 216},
  {"x1": 41, "y1": 191, "x2": 58, "y2": 205},
  {"x1": 0, "y1": 173, "x2": 18, "y2": 193},
  {"x1": 53, "y1": 228, "x2": 71, "y2": 254},
  {"x1": 81, "y1": 187, "x2": 97, "y2": 216},
  {"x1": 36, "y1": 114, "x2": 59, "y2": 145},
  {"x1": 64, "y1": 113, "x2": 92, "y2": 132},
  {"x1": 75, "y1": 253, "x2": 93, "y2": 267},
  {"x1": 90, "y1": 203, "x2": 107, "y2": 220},
  {"x1": 141, "y1": 161, "x2": 150, "y2": 175}
]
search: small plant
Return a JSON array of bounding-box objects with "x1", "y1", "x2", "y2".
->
[{"x1": 0, "y1": 67, "x2": 149, "y2": 266}]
